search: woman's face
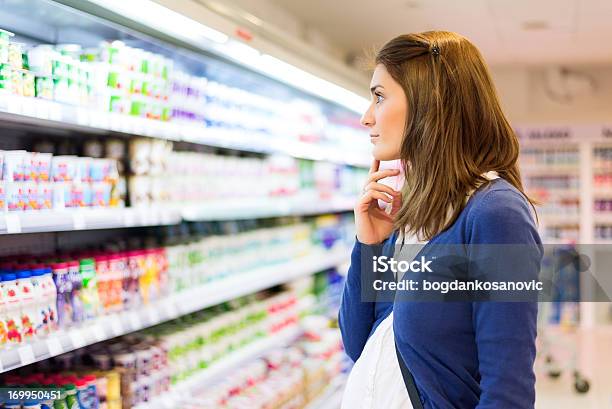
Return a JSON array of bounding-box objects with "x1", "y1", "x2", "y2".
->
[{"x1": 360, "y1": 64, "x2": 408, "y2": 161}]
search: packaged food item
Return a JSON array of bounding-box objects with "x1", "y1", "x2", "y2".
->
[
  {"x1": 29, "y1": 268, "x2": 47, "y2": 335},
  {"x1": 23, "y1": 70, "x2": 35, "y2": 97},
  {"x1": 63, "y1": 384, "x2": 79, "y2": 409},
  {"x1": 51, "y1": 156, "x2": 77, "y2": 182},
  {"x1": 16, "y1": 270, "x2": 37, "y2": 340},
  {"x1": 25, "y1": 181, "x2": 39, "y2": 210},
  {"x1": 4, "y1": 399, "x2": 22, "y2": 409},
  {"x1": 79, "y1": 258, "x2": 100, "y2": 320},
  {"x1": 8, "y1": 42, "x2": 23, "y2": 69},
  {"x1": 38, "y1": 182, "x2": 53, "y2": 210},
  {"x1": 9, "y1": 65, "x2": 22, "y2": 95},
  {"x1": 2, "y1": 273, "x2": 23, "y2": 345},
  {"x1": 40, "y1": 268, "x2": 58, "y2": 332},
  {"x1": 3, "y1": 150, "x2": 27, "y2": 181},
  {"x1": 33, "y1": 152, "x2": 53, "y2": 182},
  {"x1": 67, "y1": 260, "x2": 84, "y2": 323},
  {"x1": 27, "y1": 44, "x2": 56, "y2": 76},
  {"x1": 0, "y1": 182, "x2": 6, "y2": 211},
  {"x1": 91, "y1": 181, "x2": 111, "y2": 207},
  {"x1": 76, "y1": 157, "x2": 91, "y2": 184},
  {"x1": 0, "y1": 29, "x2": 13, "y2": 64},
  {"x1": 35, "y1": 75, "x2": 54, "y2": 99},
  {"x1": 52, "y1": 181, "x2": 68, "y2": 209},
  {"x1": 52, "y1": 262, "x2": 73, "y2": 328}
]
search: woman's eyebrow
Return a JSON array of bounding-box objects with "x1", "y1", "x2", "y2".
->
[{"x1": 370, "y1": 84, "x2": 384, "y2": 94}]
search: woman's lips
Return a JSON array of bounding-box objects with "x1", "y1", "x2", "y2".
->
[{"x1": 370, "y1": 134, "x2": 379, "y2": 143}]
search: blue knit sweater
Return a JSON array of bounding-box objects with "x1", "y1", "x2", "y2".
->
[{"x1": 339, "y1": 179, "x2": 542, "y2": 409}]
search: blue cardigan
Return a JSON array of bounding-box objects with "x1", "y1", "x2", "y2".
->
[{"x1": 339, "y1": 179, "x2": 542, "y2": 409}]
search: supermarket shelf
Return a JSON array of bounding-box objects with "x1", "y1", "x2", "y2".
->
[
  {"x1": 0, "y1": 94, "x2": 370, "y2": 168},
  {"x1": 540, "y1": 214, "x2": 581, "y2": 225},
  {"x1": 527, "y1": 189, "x2": 580, "y2": 199},
  {"x1": 594, "y1": 213, "x2": 612, "y2": 224},
  {"x1": 181, "y1": 195, "x2": 356, "y2": 221},
  {"x1": 0, "y1": 245, "x2": 349, "y2": 373},
  {"x1": 0, "y1": 207, "x2": 181, "y2": 235},
  {"x1": 593, "y1": 188, "x2": 612, "y2": 198},
  {"x1": 521, "y1": 165, "x2": 579, "y2": 175},
  {"x1": 138, "y1": 325, "x2": 303, "y2": 409},
  {"x1": 306, "y1": 376, "x2": 346, "y2": 409},
  {"x1": 0, "y1": 196, "x2": 356, "y2": 234}
]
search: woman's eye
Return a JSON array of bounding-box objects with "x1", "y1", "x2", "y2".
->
[{"x1": 375, "y1": 94, "x2": 384, "y2": 104}]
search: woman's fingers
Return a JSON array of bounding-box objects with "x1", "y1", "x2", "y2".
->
[
  {"x1": 364, "y1": 182, "x2": 399, "y2": 197},
  {"x1": 359, "y1": 190, "x2": 393, "y2": 205},
  {"x1": 367, "y1": 168, "x2": 400, "y2": 183}
]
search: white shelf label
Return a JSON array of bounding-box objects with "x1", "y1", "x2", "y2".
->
[
  {"x1": 147, "y1": 308, "x2": 159, "y2": 324},
  {"x1": 166, "y1": 303, "x2": 178, "y2": 318},
  {"x1": 73, "y1": 213, "x2": 86, "y2": 230},
  {"x1": 70, "y1": 330, "x2": 85, "y2": 349},
  {"x1": 47, "y1": 338, "x2": 63, "y2": 357},
  {"x1": 7, "y1": 97, "x2": 22, "y2": 114},
  {"x1": 22, "y1": 102, "x2": 36, "y2": 117},
  {"x1": 92, "y1": 325, "x2": 106, "y2": 342},
  {"x1": 35, "y1": 100, "x2": 50, "y2": 120},
  {"x1": 129, "y1": 313, "x2": 141, "y2": 330},
  {"x1": 110, "y1": 319, "x2": 123, "y2": 336},
  {"x1": 18, "y1": 345, "x2": 35, "y2": 366},
  {"x1": 5, "y1": 214, "x2": 22, "y2": 234},
  {"x1": 123, "y1": 211, "x2": 136, "y2": 227}
]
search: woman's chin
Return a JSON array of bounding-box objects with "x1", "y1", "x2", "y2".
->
[{"x1": 372, "y1": 147, "x2": 401, "y2": 162}]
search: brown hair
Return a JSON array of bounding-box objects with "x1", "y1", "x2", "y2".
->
[{"x1": 375, "y1": 31, "x2": 535, "y2": 240}]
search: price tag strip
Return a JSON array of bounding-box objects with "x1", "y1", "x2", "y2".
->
[
  {"x1": 47, "y1": 337, "x2": 64, "y2": 357},
  {"x1": 17, "y1": 346, "x2": 35, "y2": 366}
]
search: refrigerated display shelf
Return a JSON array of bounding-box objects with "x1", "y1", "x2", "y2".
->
[
  {"x1": 0, "y1": 245, "x2": 349, "y2": 373},
  {"x1": 0, "y1": 207, "x2": 182, "y2": 235},
  {"x1": 594, "y1": 213, "x2": 612, "y2": 224},
  {"x1": 181, "y1": 195, "x2": 357, "y2": 221},
  {"x1": 0, "y1": 95, "x2": 370, "y2": 168},
  {"x1": 520, "y1": 165, "x2": 580, "y2": 175},
  {"x1": 0, "y1": 196, "x2": 356, "y2": 234},
  {"x1": 540, "y1": 214, "x2": 581, "y2": 226},
  {"x1": 593, "y1": 188, "x2": 612, "y2": 198},
  {"x1": 137, "y1": 325, "x2": 303, "y2": 409}
]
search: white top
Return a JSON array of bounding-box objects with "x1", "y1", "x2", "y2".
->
[{"x1": 341, "y1": 171, "x2": 500, "y2": 409}]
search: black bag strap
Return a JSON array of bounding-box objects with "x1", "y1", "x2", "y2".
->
[{"x1": 395, "y1": 340, "x2": 425, "y2": 409}]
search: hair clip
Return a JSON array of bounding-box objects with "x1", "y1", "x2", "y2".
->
[{"x1": 431, "y1": 45, "x2": 440, "y2": 56}]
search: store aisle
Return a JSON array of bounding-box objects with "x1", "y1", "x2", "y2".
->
[{"x1": 535, "y1": 326, "x2": 612, "y2": 408}]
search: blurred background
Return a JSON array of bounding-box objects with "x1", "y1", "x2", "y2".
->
[{"x1": 0, "y1": 0, "x2": 610, "y2": 408}]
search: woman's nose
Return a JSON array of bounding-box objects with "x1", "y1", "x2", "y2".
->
[{"x1": 360, "y1": 106, "x2": 374, "y2": 127}]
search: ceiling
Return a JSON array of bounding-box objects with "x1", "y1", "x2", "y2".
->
[{"x1": 268, "y1": 0, "x2": 612, "y2": 67}]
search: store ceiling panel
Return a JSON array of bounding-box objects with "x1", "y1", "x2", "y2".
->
[{"x1": 270, "y1": 0, "x2": 612, "y2": 66}]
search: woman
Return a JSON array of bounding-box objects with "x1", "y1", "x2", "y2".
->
[{"x1": 339, "y1": 31, "x2": 542, "y2": 409}]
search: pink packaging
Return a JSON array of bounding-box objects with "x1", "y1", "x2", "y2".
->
[
  {"x1": 0, "y1": 182, "x2": 5, "y2": 211},
  {"x1": 6, "y1": 182, "x2": 26, "y2": 211},
  {"x1": 3, "y1": 150, "x2": 27, "y2": 182},
  {"x1": 51, "y1": 155, "x2": 77, "y2": 182},
  {"x1": 38, "y1": 182, "x2": 53, "y2": 210},
  {"x1": 24, "y1": 182, "x2": 39, "y2": 211},
  {"x1": 32, "y1": 152, "x2": 53, "y2": 182}
]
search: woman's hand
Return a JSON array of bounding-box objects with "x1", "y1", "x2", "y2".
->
[{"x1": 355, "y1": 159, "x2": 403, "y2": 245}]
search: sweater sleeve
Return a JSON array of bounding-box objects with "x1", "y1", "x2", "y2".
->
[
  {"x1": 338, "y1": 236, "x2": 394, "y2": 362},
  {"x1": 468, "y1": 190, "x2": 542, "y2": 409}
]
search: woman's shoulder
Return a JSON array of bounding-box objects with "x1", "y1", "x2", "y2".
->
[{"x1": 464, "y1": 179, "x2": 540, "y2": 244}]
